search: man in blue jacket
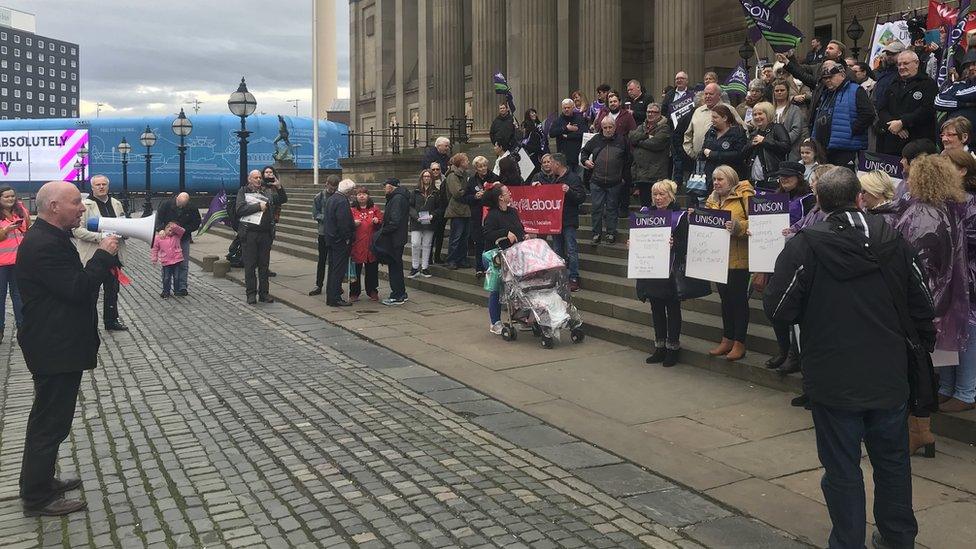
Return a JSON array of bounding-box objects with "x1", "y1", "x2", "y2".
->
[
  {"x1": 324, "y1": 179, "x2": 355, "y2": 307},
  {"x1": 580, "y1": 117, "x2": 633, "y2": 244},
  {"x1": 936, "y1": 49, "x2": 976, "y2": 133},
  {"x1": 549, "y1": 99, "x2": 586, "y2": 174}
]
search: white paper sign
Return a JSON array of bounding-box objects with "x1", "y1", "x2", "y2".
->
[
  {"x1": 686, "y1": 209, "x2": 731, "y2": 284},
  {"x1": 748, "y1": 194, "x2": 790, "y2": 273},
  {"x1": 517, "y1": 152, "x2": 536, "y2": 180},
  {"x1": 241, "y1": 192, "x2": 267, "y2": 226},
  {"x1": 627, "y1": 212, "x2": 672, "y2": 279}
]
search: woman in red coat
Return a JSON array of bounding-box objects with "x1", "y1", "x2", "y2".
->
[{"x1": 350, "y1": 186, "x2": 383, "y2": 301}]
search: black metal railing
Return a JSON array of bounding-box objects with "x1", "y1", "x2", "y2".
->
[{"x1": 345, "y1": 117, "x2": 473, "y2": 157}]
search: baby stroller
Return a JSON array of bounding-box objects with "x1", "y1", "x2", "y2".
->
[{"x1": 494, "y1": 238, "x2": 584, "y2": 348}]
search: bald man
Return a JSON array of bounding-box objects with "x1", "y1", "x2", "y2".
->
[
  {"x1": 155, "y1": 191, "x2": 202, "y2": 295},
  {"x1": 15, "y1": 181, "x2": 119, "y2": 516},
  {"x1": 236, "y1": 169, "x2": 287, "y2": 304}
]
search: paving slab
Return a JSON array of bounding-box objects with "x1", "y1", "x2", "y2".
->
[
  {"x1": 623, "y1": 489, "x2": 732, "y2": 528},
  {"x1": 702, "y1": 430, "x2": 823, "y2": 480},
  {"x1": 574, "y1": 464, "x2": 674, "y2": 497},
  {"x1": 684, "y1": 517, "x2": 808, "y2": 549},
  {"x1": 531, "y1": 442, "x2": 622, "y2": 470}
]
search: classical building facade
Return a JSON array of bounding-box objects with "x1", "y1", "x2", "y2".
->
[{"x1": 348, "y1": 0, "x2": 929, "y2": 140}]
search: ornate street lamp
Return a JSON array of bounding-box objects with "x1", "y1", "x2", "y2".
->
[
  {"x1": 118, "y1": 137, "x2": 131, "y2": 214},
  {"x1": 73, "y1": 159, "x2": 83, "y2": 189},
  {"x1": 139, "y1": 125, "x2": 157, "y2": 217},
  {"x1": 227, "y1": 76, "x2": 257, "y2": 188},
  {"x1": 847, "y1": 16, "x2": 865, "y2": 59},
  {"x1": 172, "y1": 108, "x2": 193, "y2": 193},
  {"x1": 76, "y1": 145, "x2": 89, "y2": 191},
  {"x1": 738, "y1": 39, "x2": 755, "y2": 77}
]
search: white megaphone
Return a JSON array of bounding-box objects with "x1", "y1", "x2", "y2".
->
[{"x1": 86, "y1": 214, "x2": 156, "y2": 245}]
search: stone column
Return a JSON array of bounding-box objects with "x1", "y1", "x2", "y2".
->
[
  {"x1": 653, "y1": 0, "x2": 704, "y2": 103},
  {"x1": 430, "y1": 0, "x2": 465, "y2": 129},
  {"x1": 578, "y1": 0, "x2": 621, "y2": 98},
  {"x1": 471, "y1": 0, "x2": 506, "y2": 140},
  {"x1": 314, "y1": 0, "x2": 337, "y2": 119},
  {"x1": 510, "y1": 0, "x2": 559, "y2": 116},
  {"x1": 349, "y1": 4, "x2": 360, "y2": 130},
  {"x1": 417, "y1": 0, "x2": 430, "y2": 124},
  {"x1": 788, "y1": 0, "x2": 814, "y2": 54}
]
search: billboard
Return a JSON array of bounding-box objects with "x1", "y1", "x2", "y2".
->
[{"x1": 0, "y1": 129, "x2": 90, "y2": 184}]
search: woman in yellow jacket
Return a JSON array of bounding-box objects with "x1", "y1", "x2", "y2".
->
[{"x1": 704, "y1": 165, "x2": 755, "y2": 361}]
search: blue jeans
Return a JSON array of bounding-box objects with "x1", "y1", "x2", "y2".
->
[
  {"x1": 551, "y1": 227, "x2": 580, "y2": 280},
  {"x1": 942, "y1": 321, "x2": 976, "y2": 404},
  {"x1": 488, "y1": 290, "x2": 501, "y2": 324},
  {"x1": 177, "y1": 239, "x2": 190, "y2": 292},
  {"x1": 447, "y1": 217, "x2": 470, "y2": 266},
  {"x1": 590, "y1": 183, "x2": 622, "y2": 236},
  {"x1": 0, "y1": 264, "x2": 24, "y2": 330},
  {"x1": 161, "y1": 264, "x2": 179, "y2": 295},
  {"x1": 811, "y1": 403, "x2": 917, "y2": 549}
]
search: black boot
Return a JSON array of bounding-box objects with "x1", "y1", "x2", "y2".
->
[
  {"x1": 662, "y1": 348, "x2": 680, "y2": 367},
  {"x1": 645, "y1": 347, "x2": 667, "y2": 364},
  {"x1": 765, "y1": 352, "x2": 787, "y2": 369},
  {"x1": 778, "y1": 351, "x2": 801, "y2": 375}
]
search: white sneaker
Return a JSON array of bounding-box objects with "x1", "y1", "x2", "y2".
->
[{"x1": 489, "y1": 321, "x2": 504, "y2": 335}]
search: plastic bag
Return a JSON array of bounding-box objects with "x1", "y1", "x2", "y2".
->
[{"x1": 483, "y1": 249, "x2": 502, "y2": 292}]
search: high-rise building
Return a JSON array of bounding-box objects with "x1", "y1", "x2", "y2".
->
[{"x1": 0, "y1": 5, "x2": 80, "y2": 120}]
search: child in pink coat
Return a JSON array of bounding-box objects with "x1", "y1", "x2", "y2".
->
[{"x1": 151, "y1": 222, "x2": 186, "y2": 298}]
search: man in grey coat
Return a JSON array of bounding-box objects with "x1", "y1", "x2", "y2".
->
[{"x1": 309, "y1": 175, "x2": 340, "y2": 296}]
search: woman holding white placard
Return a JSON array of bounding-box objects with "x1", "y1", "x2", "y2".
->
[
  {"x1": 635, "y1": 180, "x2": 688, "y2": 368},
  {"x1": 704, "y1": 166, "x2": 754, "y2": 362}
]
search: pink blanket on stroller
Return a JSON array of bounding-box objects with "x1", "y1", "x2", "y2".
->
[{"x1": 501, "y1": 238, "x2": 565, "y2": 278}]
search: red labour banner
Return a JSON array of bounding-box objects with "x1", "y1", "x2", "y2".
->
[{"x1": 507, "y1": 185, "x2": 565, "y2": 235}]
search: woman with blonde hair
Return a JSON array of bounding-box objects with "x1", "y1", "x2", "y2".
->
[
  {"x1": 858, "y1": 170, "x2": 896, "y2": 209},
  {"x1": 898, "y1": 155, "x2": 970, "y2": 453},
  {"x1": 704, "y1": 166, "x2": 755, "y2": 361},
  {"x1": 635, "y1": 180, "x2": 688, "y2": 367},
  {"x1": 743, "y1": 101, "x2": 791, "y2": 191},
  {"x1": 464, "y1": 155, "x2": 499, "y2": 276}
]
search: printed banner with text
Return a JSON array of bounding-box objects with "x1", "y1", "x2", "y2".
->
[{"x1": 507, "y1": 185, "x2": 565, "y2": 235}]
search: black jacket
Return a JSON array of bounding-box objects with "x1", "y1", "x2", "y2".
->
[
  {"x1": 421, "y1": 147, "x2": 449, "y2": 171},
  {"x1": 463, "y1": 172, "x2": 499, "y2": 224},
  {"x1": 543, "y1": 169, "x2": 587, "y2": 229},
  {"x1": 763, "y1": 210, "x2": 936, "y2": 410},
  {"x1": 236, "y1": 184, "x2": 287, "y2": 233},
  {"x1": 743, "y1": 123, "x2": 791, "y2": 185},
  {"x1": 701, "y1": 125, "x2": 747, "y2": 180},
  {"x1": 626, "y1": 92, "x2": 654, "y2": 126},
  {"x1": 154, "y1": 198, "x2": 202, "y2": 242},
  {"x1": 636, "y1": 202, "x2": 688, "y2": 302},
  {"x1": 875, "y1": 71, "x2": 938, "y2": 156},
  {"x1": 483, "y1": 207, "x2": 525, "y2": 250},
  {"x1": 15, "y1": 218, "x2": 118, "y2": 375},
  {"x1": 323, "y1": 191, "x2": 354, "y2": 246},
  {"x1": 380, "y1": 186, "x2": 411, "y2": 250},
  {"x1": 408, "y1": 188, "x2": 441, "y2": 232},
  {"x1": 490, "y1": 113, "x2": 519, "y2": 151},
  {"x1": 580, "y1": 133, "x2": 633, "y2": 187},
  {"x1": 549, "y1": 112, "x2": 587, "y2": 167}
]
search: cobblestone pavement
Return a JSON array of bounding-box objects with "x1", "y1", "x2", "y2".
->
[{"x1": 0, "y1": 245, "x2": 805, "y2": 548}]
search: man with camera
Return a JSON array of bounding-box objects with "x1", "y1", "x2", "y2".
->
[{"x1": 235, "y1": 169, "x2": 287, "y2": 304}]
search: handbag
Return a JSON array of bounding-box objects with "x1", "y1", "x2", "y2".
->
[
  {"x1": 686, "y1": 159, "x2": 708, "y2": 194},
  {"x1": 674, "y1": 261, "x2": 711, "y2": 300}
]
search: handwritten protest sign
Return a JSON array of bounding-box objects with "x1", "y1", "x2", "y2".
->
[
  {"x1": 748, "y1": 193, "x2": 790, "y2": 273},
  {"x1": 686, "y1": 209, "x2": 731, "y2": 284},
  {"x1": 627, "y1": 211, "x2": 672, "y2": 279}
]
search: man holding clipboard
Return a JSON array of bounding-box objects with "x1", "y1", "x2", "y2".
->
[{"x1": 236, "y1": 169, "x2": 287, "y2": 304}]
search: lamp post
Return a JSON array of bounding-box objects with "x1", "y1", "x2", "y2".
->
[
  {"x1": 172, "y1": 108, "x2": 193, "y2": 193},
  {"x1": 118, "y1": 137, "x2": 131, "y2": 214},
  {"x1": 847, "y1": 16, "x2": 865, "y2": 59},
  {"x1": 73, "y1": 159, "x2": 83, "y2": 189},
  {"x1": 738, "y1": 39, "x2": 755, "y2": 77},
  {"x1": 139, "y1": 125, "x2": 157, "y2": 217},
  {"x1": 227, "y1": 76, "x2": 257, "y2": 188},
  {"x1": 76, "y1": 145, "x2": 89, "y2": 191}
]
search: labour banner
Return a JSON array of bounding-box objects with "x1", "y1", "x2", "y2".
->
[
  {"x1": 686, "y1": 208, "x2": 732, "y2": 284},
  {"x1": 0, "y1": 129, "x2": 90, "y2": 183},
  {"x1": 927, "y1": 0, "x2": 976, "y2": 34},
  {"x1": 627, "y1": 211, "x2": 672, "y2": 279},
  {"x1": 507, "y1": 185, "x2": 564, "y2": 235},
  {"x1": 739, "y1": 0, "x2": 803, "y2": 53},
  {"x1": 747, "y1": 194, "x2": 790, "y2": 273}
]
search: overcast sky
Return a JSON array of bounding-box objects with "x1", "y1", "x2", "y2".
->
[{"x1": 3, "y1": 0, "x2": 349, "y2": 118}]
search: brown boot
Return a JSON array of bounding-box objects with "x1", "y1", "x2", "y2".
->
[
  {"x1": 939, "y1": 398, "x2": 976, "y2": 413},
  {"x1": 709, "y1": 338, "x2": 733, "y2": 356},
  {"x1": 725, "y1": 341, "x2": 746, "y2": 361},
  {"x1": 908, "y1": 416, "x2": 936, "y2": 458}
]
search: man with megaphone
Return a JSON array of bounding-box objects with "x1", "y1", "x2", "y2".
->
[{"x1": 72, "y1": 175, "x2": 129, "y2": 332}]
